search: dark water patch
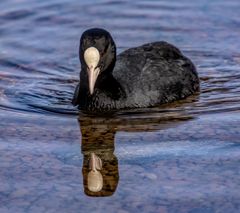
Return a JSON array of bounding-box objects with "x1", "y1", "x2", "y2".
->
[
  {"x1": 34, "y1": 15, "x2": 74, "y2": 26},
  {"x1": 6, "y1": 41, "x2": 56, "y2": 54},
  {"x1": 0, "y1": 58, "x2": 30, "y2": 70},
  {"x1": 37, "y1": 2, "x2": 67, "y2": 11},
  {"x1": 0, "y1": 9, "x2": 35, "y2": 21}
]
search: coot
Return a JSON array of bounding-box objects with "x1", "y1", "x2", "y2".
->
[{"x1": 72, "y1": 28, "x2": 199, "y2": 112}]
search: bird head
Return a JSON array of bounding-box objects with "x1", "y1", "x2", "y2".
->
[{"x1": 79, "y1": 28, "x2": 116, "y2": 95}]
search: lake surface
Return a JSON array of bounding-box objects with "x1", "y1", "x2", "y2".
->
[{"x1": 0, "y1": 0, "x2": 240, "y2": 212}]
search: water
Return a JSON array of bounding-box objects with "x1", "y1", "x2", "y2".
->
[{"x1": 0, "y1": 0, "x2": 240, "y2": 212}]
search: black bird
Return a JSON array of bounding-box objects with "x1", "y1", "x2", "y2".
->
[{"x1": 72, "y1": 28, "x2": 199, "y2": 112}]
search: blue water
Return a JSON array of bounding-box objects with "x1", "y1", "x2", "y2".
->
[{"x1": 0, "y1": 0, "x2": 240, "y2": 212}]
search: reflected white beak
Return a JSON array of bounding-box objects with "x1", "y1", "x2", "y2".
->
[
  {"x1": 84, "y1": 47, "x2": 100, "y2": 95},
  {"x1": 87, "y1": 153, "x2": 103, "y2": 192}
]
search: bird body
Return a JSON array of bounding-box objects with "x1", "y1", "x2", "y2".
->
[{"x1": 72, "y1": 28, "x2": 199, "y2": 112}]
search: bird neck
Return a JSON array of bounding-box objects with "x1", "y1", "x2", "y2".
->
[
  {"x1": 80, "y1": 69, "x2": 125, "y2": 101},
  {"x1": 95, "y1": 72, "x2": 126, "y2": 101}
]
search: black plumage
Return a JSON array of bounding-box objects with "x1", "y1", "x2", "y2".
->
[{"x1": 72, "y1": 28, "x2": 199, "y2": 112}]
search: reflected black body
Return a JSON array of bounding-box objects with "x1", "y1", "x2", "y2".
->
[{"x1": 73, "y1": 28, "x2": 199, "y2": 112}]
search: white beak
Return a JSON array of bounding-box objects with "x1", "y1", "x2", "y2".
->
[{"x1": 84, "y1": 47, "x2": 100, "y2": 95}]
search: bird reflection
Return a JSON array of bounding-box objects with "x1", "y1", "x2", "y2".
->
[
  {"x1": 79, "y1": 116, "x2": 119, "y2": 197},
  {"x1": 78, "y1": 98, "x2": 197, "y2": 197}
]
